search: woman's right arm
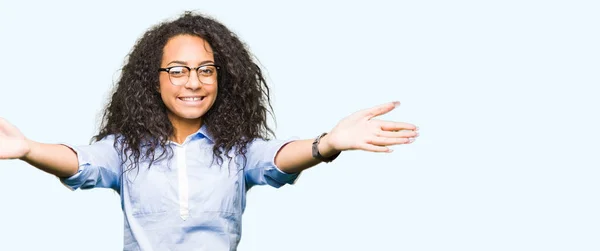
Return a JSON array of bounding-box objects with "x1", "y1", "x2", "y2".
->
[
  {"x1": 22, "y1": 141, "x2": 79, "y2": 178},
  {"x1": 0, "y1": 118, "x2": 78, "y2": 178},
  {"x1": 1, "y1": 118, "x2": 122, "y2": 191}
]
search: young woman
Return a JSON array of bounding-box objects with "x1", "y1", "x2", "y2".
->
[{"x1": 0, "y1": 11, "x2": 418, "y2": 251}]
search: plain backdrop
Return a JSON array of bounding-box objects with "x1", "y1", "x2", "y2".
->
[{"x1": 0, "y1": 0, "x2": 599, "y2": 250}]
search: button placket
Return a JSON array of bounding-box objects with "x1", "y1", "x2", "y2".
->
[{"x1": 176, "y1": 145, "x2": 190, "y2": 220}]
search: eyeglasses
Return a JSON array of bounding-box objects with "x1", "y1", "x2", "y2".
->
[{"x1": 159, "y1": 64, "x2": 221, "y2": 86}]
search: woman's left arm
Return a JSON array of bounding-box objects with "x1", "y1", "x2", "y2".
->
[{"x1": 275, "y1": 101, "x2": 419, "y2": 174}]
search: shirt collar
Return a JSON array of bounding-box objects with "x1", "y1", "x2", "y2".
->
[
  {"x1": 196, "y1": 124, "x2": 214, "y2": 143},
  {"x1": 168, "y1": 124, "x2": 214, "y2": 146}
]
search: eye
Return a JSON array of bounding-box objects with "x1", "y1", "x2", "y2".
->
[
  {"x1": 198, "y1": 66, "x2": 216, "y2": 76},
  {"x1": 169, "y1": 67, "x2": 189, "y2": 78}
]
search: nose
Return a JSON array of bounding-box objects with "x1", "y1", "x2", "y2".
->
[{"x1": 184, "y1": 70, "x2": 202, "y2": 90}]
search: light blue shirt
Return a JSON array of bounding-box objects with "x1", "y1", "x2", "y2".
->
[{"x1": 60, "y1": 126, "x2": 299, "y2": 251}]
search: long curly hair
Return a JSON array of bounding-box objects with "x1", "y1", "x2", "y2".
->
[{"x1": 94, "y1": 11, "x2": 274, "y2": 170}]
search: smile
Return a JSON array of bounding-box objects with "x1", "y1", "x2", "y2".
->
[
  {"x1": 177, "y1": 96, "x2": 206, "y2": 105},
  {"x1": 178, "y1": 97, "x2": 204, "y2": 101}
]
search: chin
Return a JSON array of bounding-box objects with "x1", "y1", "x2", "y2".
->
[
  {"x1": 182, "y1": 112, "x2": 206, "y2": 120},
  {"x1": 167, "y1": 109, "x2": 206, "y2": 122}
]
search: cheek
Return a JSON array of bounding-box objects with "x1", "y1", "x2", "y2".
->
[
  {"x1": 208, "y1": 84, "x2": 218, "y2": 96},
  {"x1": 159, "y1": 86, "x2": 180, "y2": 110},
  {"x1": 159, "y1": 91, "x2": 169, "y2": 107},
  {"x1": 158, "y1": 77, "x2": 175, "y2": 96},
  {"x1": 158, "y1": 75, "x2": 170, "y2": 92}
]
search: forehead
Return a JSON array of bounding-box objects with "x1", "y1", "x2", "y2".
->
[{"x1": 162, "y1": 35, "x2": 214, "y2": 64}]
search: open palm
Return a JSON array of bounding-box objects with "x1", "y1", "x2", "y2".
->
[
  {"x1": 326, "y1": 101, "x2": 418, "y2": 153},
  {"x1": 0, "y1": 118, "x2": 30, "y2": 159}
]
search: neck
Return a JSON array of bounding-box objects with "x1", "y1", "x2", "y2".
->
[{"x1": 168, "y1": 115, "x2": 203, "y2": 144}]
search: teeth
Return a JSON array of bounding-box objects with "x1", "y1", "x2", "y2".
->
[{"x1": 180, "y1": 97, "x2": 202, "y2": 101}]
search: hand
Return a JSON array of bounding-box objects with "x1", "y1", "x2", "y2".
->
[
  {"x1": 324, "y1": 101, "x2": 418, "y2": 153},
  {"x1": 0, "y1": 118, "x2": 30, "y2": 159}
]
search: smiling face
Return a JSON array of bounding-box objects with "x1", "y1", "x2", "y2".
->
[{"x1": 159, "y1": 35, "x2": 218, "y2": 129}]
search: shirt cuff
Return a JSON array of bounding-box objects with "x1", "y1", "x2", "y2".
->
[
  {"x1": 57, "y1": 143, "x2": 92, "y2": 191},
  {"x1": 264, "y1": 137, "x2": 302, "y2": 187}
]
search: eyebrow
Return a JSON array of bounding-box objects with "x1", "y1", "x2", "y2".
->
[{"x1": 166, "y1": 60, "x2": 215, "y2": 66}]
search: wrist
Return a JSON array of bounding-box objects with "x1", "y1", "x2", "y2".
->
[
  {"x1": 312, "y1": 133, "x2": 341, "y2": 164},
  {"x1": 317, "y1": 133, "x2": 339, "y2": 158},
  {"x1": 19, "y1": 139, "x2": 34, "y2": 161}
]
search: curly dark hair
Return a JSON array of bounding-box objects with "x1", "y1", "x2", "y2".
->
[{"x1": 94, "y1": 11, "x2": 274, "y2": 170}]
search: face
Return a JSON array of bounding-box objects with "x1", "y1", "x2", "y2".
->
[{"x1": 159, "y1": 35, "x2": 218, "y2": 127}]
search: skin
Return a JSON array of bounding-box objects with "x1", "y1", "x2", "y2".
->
[
  {"x1": 0, "y1": 35, "x2": 419, "y2": 177},
  {"x1": 159, "y1": 35, "x2": 218, "y2": 143},
  {"x1": 274, "y1": 101, "x2": 418, "y2": 173}
]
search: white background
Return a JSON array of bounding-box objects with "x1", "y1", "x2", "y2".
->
[{"x1": 0, "y1": 0, "x2": 598, "y2": 250}]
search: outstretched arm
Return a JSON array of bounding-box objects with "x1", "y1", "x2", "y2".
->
[
  {"x1": 274, "y1": 101, "x2": 418, "y2": 174},
  {"x1": 0, "y1": 118, "x2": 78, "y2": 178}
]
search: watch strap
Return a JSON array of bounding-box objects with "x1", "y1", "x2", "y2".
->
[{"x1": 311, "y1": 133, "x2": 340, "y2": 163}]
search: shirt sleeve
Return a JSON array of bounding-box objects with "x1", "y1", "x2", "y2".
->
[
  {"x1": 59, "y1": 135, "x2": 122, "y2": 192},
  {"x1": 244, "y1": 137, "x2": 301, "y2": 189}
]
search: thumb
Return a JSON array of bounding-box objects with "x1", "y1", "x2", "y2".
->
[
  {"x1": 0, "y1": 118, "x2": 22, "y2": 138},
  {"x1": 358, "y1": 101, "x2": 400, "y2": 119}
]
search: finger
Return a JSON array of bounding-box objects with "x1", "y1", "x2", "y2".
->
[
  {"x1": 0, "y1": 119, "x2": 8, "y2": 137},
  {"x1": 376, "y1": 130, "x2": 419, "y2": 138},
  {"x1": 368, "y1": 136, "x2": 415, "y2": 146},
  {"x1": 0, "y1": 117, "x2": 14, "y2": 135},
  {"x1": 0, "y1": 117, "x2": 8, "y2": 132},
  {"x1": 0, "y1": 118, "x2": 22, "y2": 138},
  {"x1": 373, "y1": 120, "x2": 417, "y2": 131},
  {"x1": 359, "y1": 143, "x2": 392, "y2": 153},
  {"x1": 357, "y1": 101, "x2": 400, "y2": 119}
]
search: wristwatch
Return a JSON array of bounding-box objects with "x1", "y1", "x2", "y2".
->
[{"x1": 312, "y1": 133, "x2": 341, "y2": 163}]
